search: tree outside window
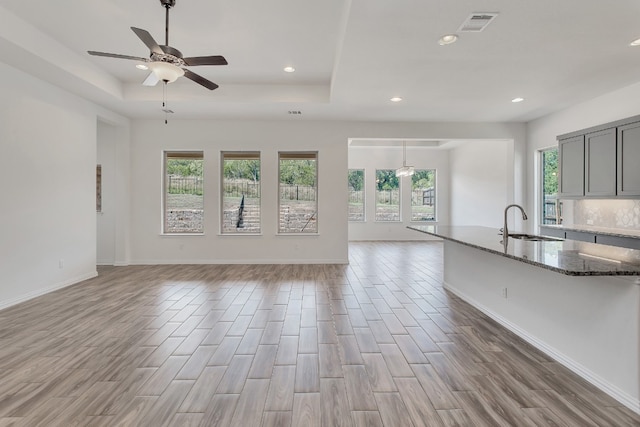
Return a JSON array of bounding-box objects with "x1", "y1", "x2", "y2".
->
[
  {"x1": 375, "y1": 169, "x2": 400, "y2": 221},
  {"x1": 541, "y1": 148, "x2": 560, "y2": 224},
  {"x1": 411, "y1": 169, "x2": 436, "y2": 221},
  {"x1": 348, "y1": 169, "x2": 365, "y2": 221}
]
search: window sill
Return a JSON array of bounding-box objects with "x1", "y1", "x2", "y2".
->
[
  {"x1": 218, "y1": 233, "x2": 263, "y2": 237},
  {"x1": 276, "y1": 232, "x2": 320, "y2": 236},
  {"x1": 159, "y1": 233, "x2": 205, "y2": 236}
]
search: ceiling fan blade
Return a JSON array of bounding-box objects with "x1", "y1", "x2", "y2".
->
[
  {"x1": 142, "y1": 72, "x2": 159, "y2": 86},
  {"x1": 183, "y1": 55, "x2": 228, "y2": 66},
  {"x1": 88, "y1": 51, "x2": 148, "y2": 62},
  {"x1": 184, "y1": 69, "x2": 219, "y2": 90},
  {"x1": 130, "y1": 27, "x2": 163, "y2": 54}
]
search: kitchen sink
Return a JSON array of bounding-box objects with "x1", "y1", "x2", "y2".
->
[{"x1": 508, "y1": 233, "x2": 563, "y2": 242}]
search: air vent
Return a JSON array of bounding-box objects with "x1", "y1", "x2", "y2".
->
[
  {"x1": 458, "y1": 13, "x2": 498, "y2": 32},
  {"x1": 288, "y1": 110, "x2": 302, "y2": 115}
]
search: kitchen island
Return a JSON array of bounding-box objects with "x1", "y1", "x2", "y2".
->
[{"x1": 409, "y1": 225, "x2": 640, "y2": 414}]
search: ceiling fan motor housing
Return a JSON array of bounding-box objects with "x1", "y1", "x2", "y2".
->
[
  {"x1": 160, "y1": 0, "x2": 176, "y2": 8},
  {"x1": 153, "y1": 45, "x2": 185, "y2": 67}
]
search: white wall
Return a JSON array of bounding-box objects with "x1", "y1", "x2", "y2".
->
[
  {"x1": 348, "y1": 145, "x2": 450, "y2": 241},
  {"x1": 0, "y1": 61, "x2": 128, "y2": 309},
  {"x1": 449, "y1": 140, "x2": 511, "y2": 228},
  {"x1": 527, "y1": 81, "x2": 640, "y2": 230},
  {"x1": 129, "y1": 121, "x2": 527, "y2": 262},
  {"x1": 130, "y1": 120, "x2": 349, "y2": 264}
]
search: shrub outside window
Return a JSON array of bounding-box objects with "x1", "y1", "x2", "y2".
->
[
  {"x1": 164, "y1": 151, "x2": 204, "y2": 233},
  {"x1": 279, "y1": 152, "x2": 317, "y2": 233},
  {"x1": 221, "y1": 152, "x2": 261, "y2": 233},
  {"x1": 375, "y1": 169, "x2": 400, "y2": 221},
  {"x1": 541, "y1": 148, "x2": 560, "y2": 225},
  {"x1": 411, "y1": 169, "x2": 436, "y2": 221},
  {"x1": 348, "y1": 169, "x2": 365, "y2": 221}
]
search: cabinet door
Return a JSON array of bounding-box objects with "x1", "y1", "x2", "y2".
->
[
  {"x1": 617, "y1": 121, "x2": 640, "y2": 196},
  {"x1": 585, "y1": 128, "x2": 616, "y2": 197},
  {"x1": 539, "y1": 226, "x2": 565, "y2": 239},
  {"x1": 596, "y1": 234, "x2": 640, "y2": 250},
  {"x1": 565, "y1": 230, "x2": 596, "y2": 243},
  {"x1": 559, "y1": 135, "x2": 584, "y2": 197}
]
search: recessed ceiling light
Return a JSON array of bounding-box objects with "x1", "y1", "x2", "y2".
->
[
  {"x1": 630, "y1": 38, "x2": 640, "y2": 46},
  {"x1": 511, "y1": 97, "x2": 524, "y2": 103},
  {"x1": 438, "y1": 34, "x2": 459, "y2": 46},
  {"x1": 390, "y1": 97, "x2": 403, "y2": 102},
  {"x1": 284, "y1": 66, "x2": 296, "y2": 73},
  {"x1": 136, "y1": 64, "x2": 149, "y2": 70}
]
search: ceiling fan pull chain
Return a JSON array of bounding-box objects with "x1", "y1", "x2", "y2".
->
[{"x1": 163, "y1": 81, "x2": 168, "y2": 124}]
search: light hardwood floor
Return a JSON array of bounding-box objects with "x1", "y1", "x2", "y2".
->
[{"x1": 0, "y1": 241, "x2": 638, "y2": 426}]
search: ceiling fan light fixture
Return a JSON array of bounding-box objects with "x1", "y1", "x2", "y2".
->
[{"x1": 149, "y1": 61, "x2": 184, "y2": 83}]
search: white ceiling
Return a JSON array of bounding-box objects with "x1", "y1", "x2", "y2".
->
[{"x1": 1, "y1": 0, "x2": 640, "y2": 123}]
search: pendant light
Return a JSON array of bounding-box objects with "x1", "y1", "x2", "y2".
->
[{"x1": 396, "y1": 141, "x2": 415, "y2": 177}]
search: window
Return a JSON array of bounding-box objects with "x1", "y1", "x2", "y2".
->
[
  {"x1": 279, "y1": 152, "x2": 317, "y2": 233},
  {"x1": 221, "y1": 152, "x2": 261, "y2": 233},
  {"x1": 164, "y1": 151, "x2": 204, "y2": 233},
  {"x1": 375, "y1": 169, "x2": 400, "y2": 221},
  {"x1": 348, "y1": 169, "x2": 365, "y2": 221},
  {"x1": 541, "y1": 148, "x2": 560, "y2": 224},
  {"x1": 411, "y1": 169, "x2": 436, "y2": 221}
]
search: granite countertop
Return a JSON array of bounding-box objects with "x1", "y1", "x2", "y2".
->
[
  {"x1": 408, "y1": 225, "x2": 640, "y2": 277},
  {"x1": 539, "y1": 224, "x2": 640, "y2": 239}
]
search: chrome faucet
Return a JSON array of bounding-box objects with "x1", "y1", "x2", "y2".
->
[{"x1": 503, "y1": 204, "x2": 528, "y2": 237}]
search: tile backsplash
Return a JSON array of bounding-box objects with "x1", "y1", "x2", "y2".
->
[{"x1": 572, "y1": 199, "x2": 640, "y2": 230}]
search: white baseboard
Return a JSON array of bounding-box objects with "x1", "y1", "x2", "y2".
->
[
  {"x1": 130, "y1": 258, "x2": 349, "y2": 265},
  {"x1": 444, "y1": 281, "x2": 640, "y2": 415},
  {"x1": 0, "y1": 271, "x2": 98, "y2": 311}
]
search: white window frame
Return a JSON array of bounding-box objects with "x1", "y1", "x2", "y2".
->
[
  {"x1": 375, "y1": 169, "x2": 401, "y2": 222},
  {"x1": 163, "y1": 150, "x2": 204, "y2": 234},
  {"x1": 410, "y1": 169, "x2": 437, "y2": 222},
  {"x1": 539, "y1": 147, "x2": 560, "y2": 226},
  {"x1": 278, "y1": 151, "x2": 318, "y2": 234},
  {"x1": 348, "y1": 169, "x2": 365, "y2": 222},
  {"x1": 220, "y1": 151, "x2": 262, "y2": 234}
]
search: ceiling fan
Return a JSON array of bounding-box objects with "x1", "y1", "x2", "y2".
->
[{"x1": 87, "y1": 0, "x2": 227, "y2": 90}]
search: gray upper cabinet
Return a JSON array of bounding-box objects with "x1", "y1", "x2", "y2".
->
[
  {"x1": 558, "y1": 115, "x2": 640, "y2": 198},
  {"x1": 617, "y1": 121, "x2": 640, "y2": 196},
  {"x1": 585, "y1": 128, "x2": 616, "y2": 197},
  {"x1": 559, "y1": 135, "x2": 585, "y2": 197}
]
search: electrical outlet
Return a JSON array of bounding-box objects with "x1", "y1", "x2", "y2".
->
[{"x1": 501, "y1": 287, "x2": 508, "y2": 299}]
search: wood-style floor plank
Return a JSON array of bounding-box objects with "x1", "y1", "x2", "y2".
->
[
  {"x1": 0, "y1": 242, "x2": 635, "y2": 426},
  {"x1": 291, "y1": 392, "x2": 321, "y2": 427}
]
